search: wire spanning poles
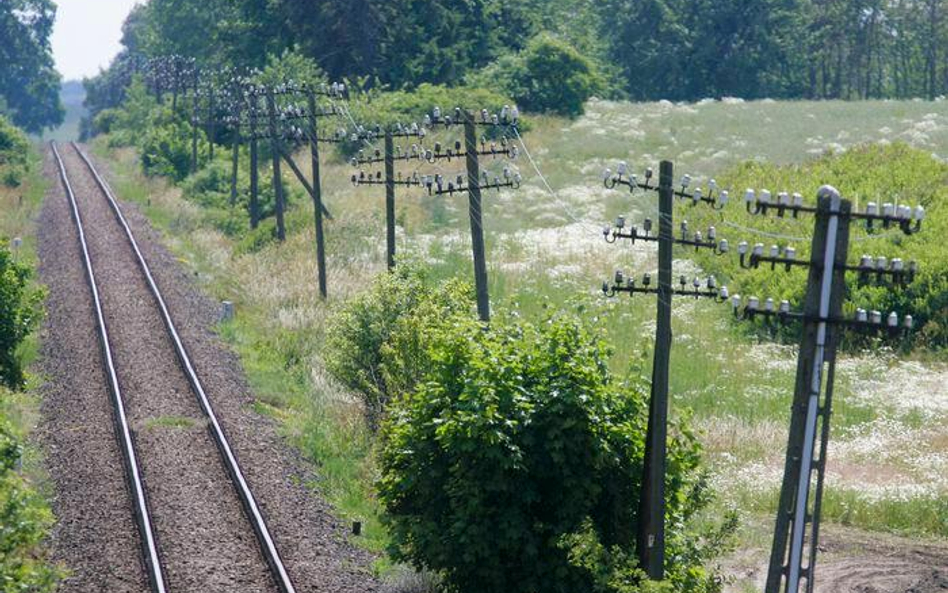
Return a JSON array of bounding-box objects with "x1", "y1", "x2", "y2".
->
[
  {"x1": 599, "y1": 160, "x2": 731, "y2": 582},
  {"x1": 244, "y1": 81, "x2": 348, "y2": 298},
  {"x1": 348, "y1": 106, "x2": 522, "y2": 322},
  {"x1": 733, "y1": 185, "x2": 926, "y2": 593},
  {"x1": 348, "y1": 124, "x2": 428, "y2": 271},
  {"x1": 139, "y1": 55, "x2": 196, "y2": 110}
]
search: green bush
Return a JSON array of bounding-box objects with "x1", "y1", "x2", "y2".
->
[
  {"x1": 687, "y1": 143, "x2": 948, "y2": 349},
  {"x1": 180, "y1": 154, "x2": 301, "y2": 238},
  {"x1": 324, "y1": 264, "x2": 474, "y2": 425},
  {"x1": 469, "y1": 34, "x2": 603, "y2": 117},
  {"x1": 140, "y1": 117, "x2": 205, "y2": 182},
  {"x1": 0, "y1": 245, "x2": 43, "y2": 389},
  {"x1": 0, "y1": 416, "x2": 59, "y2": 592},
  {"x1": 378, "y1": 313, "x2": 727, "y2": 593},
  {"x1": 0, "y1": 116, "x2": 29, "y2": 188},
  {"x1": 253, "y1": 48, "x2": 327, "y2": 91},
  {"x1": 181, "y1": 158, "x2": 234, "y2": 208}
]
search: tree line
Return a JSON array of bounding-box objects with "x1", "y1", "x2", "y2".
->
[
  {"x1": 0, "y1": 0, "x2": 63, "y2": 133},
  {"x1": 5, "y1": 0, "x2": 947, "y2": 132},
  {"x1": 83, "y1": 0, "x2": 948, "y2": 119}
]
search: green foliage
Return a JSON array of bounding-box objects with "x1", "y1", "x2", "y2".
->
[
  {"x1": 140, "y1": 116, "x2": 201, "y2": 182},
  {"x1": 0, "y1": 117, "x2": 30, "y2": 188},
  {"x1": 0, "y1": 0, "x2": 63, "y2": 133},
  {"x1": 253, "y1": 48, "x2": 326, "y2": 91},
  {"x1": 96, "y1": 77, "x2": 211, "y2": 182},
  {"x1": 180, "y1": 154, "x2": 300, "y2": 238},
  {"x1": 0, "y1": 245, "x2": 43, "y2": 389},
  {"x1": 0, "y1": 417, "x2": 58, "y2": 592},
  {"x1": 378, "y1": 313, "x2": 726, "y2": 593},
  {"x1": 471, "y1": 33, "x2": 603, "y2": 116},
  {"x1": 689, "y1": 143, "x2": 948, "y2": 349},
  {"x1": 324, "y1": 265, "x2": 474, "y2": 424}
]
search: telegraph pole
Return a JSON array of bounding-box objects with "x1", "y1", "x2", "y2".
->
[
  {"x1": 729, "y1": 185, "x2": 923, "y2": 592},
  {"x1": 306, "y1": 90, "x2": 328, "y2": 298},
  {"x1": 384, "y1": 131, "x2": 397, "y2": 271},
  {"x1": 602, "y1": 161, "x2": 732, "y2": 581},
  {"x1": 191, "y1": 75, "x2": 199, "y2": 173},
  {"x1": 463, "y1": 110, "x2": 490, "y2": 323},
  {"x1": 249, "y1": 99, "x2": 260, "y2": 229},
  {"x1": 230, "y1": 100, "x2": 240, "y2": 206},
  {"x1": 766, "y1": 190, "x2": 851, "y2": 593},
  {"x1": 638, "y1": 160, "x2": 674, "y2": 579},
  {"x1": 266, "y1": 91, "x2": 287, "y2": 241}
]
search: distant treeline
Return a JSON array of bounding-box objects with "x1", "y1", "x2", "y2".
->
[{"x1": 85, "y1": 0, "x2": 948, "y2": 118}]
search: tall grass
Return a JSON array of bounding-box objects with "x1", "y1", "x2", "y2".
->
[{"x1": 91, "y1": 98, "x2": 948, "y2": 571}]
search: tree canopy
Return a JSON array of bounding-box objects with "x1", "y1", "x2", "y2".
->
[
  {"x1": 0, "y1": 0, "x2": 63, "y2": 133},
  {"x1": 84, "y1": 0, "x2": 948, "y2": 119}
]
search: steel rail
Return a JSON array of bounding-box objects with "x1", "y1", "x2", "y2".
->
[
  {"x1": 50, "y1": 142, "x2": 168, "y2": 593},
  {"x1": 67, "y1": 142, "x2": 297, "y2": 593}
]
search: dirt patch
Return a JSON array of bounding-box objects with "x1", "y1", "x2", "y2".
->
[{"x1": 725, "y1": 523, "x2": 948, "y2": 593}]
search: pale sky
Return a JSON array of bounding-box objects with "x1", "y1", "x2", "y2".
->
[{"x1": 52, "y1": 0, "x2": 143, "y2": 81}]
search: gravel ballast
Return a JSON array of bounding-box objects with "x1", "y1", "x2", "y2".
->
[{"x1": 38, "y1": 143, "x2": 381, "y2": 592}]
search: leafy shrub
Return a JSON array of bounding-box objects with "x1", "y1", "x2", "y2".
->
[
  {"x1": 90, "y1": 108, "x2": 121, "y2": 137},
  {"x1": 0, "y1": 116, "x2": 29, "y2": 188},
  {"x1": 469, "y1": 34, "x2": 603, "y2": 117},
  {"x1": 0, "y1": 245, "x2": 44, "y2": 389},
  {"x1": 140, "y1": 116, "x2": 205, "y2": 182},
  {"x1": 378, "y1": 313, "x2": 727, "y2": 593},
  {"x1": 181, "y1": 158, "x2": 234, "y2": 208},
  {"x1": 324, "y1": 265, "x2": 474, "y2": 425},
  {"x1": 181, "y1": 154, "x2": 301, "y2": 238},
  {"x1": 687, "y1": 143, "x2": 948, "y2": 349},
  {"x1": 102, "y1": 76, "x2": 162, "y2": 149},
  {"x1": 0, "y1": 416, "x2": 59, "y2": 592}
]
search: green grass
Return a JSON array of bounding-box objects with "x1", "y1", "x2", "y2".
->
[
  {"x1": 142, "y1": 416, "x2": 197, "y2": 430},
  {"x1": 90, "y1": 98, "x2": 948, "y2": 573},
  {"x1": 0, "y1": 142, "x2": 62, "y2": 588}
]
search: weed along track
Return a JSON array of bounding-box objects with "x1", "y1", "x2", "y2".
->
[{"x1": 50, "y1": 141, "x2": 292, "y2": 593}]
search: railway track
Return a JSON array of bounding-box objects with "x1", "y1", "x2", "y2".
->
[{"x1": 51, "y1": 141, "x2": 297, "y2": 593}]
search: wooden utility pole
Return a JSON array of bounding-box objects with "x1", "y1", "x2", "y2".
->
[
  {"x1": 384, "y1": 131, "x2": 397, "y2": 270},
  {"x1": 249, "y1": 100, "x2": 260, "y2": 229},
  {"x1": 637, "y1": 160, "x2": 674, "y2": 580},
  {"x1": 463, "y1": 111, "x2": 490, "y2": 323},
  {"x1": 307, "y1": 91, "x2": 328, "y2": 298},
  {"x1": 266, "y1": 91, "x2": 287, "y2": 242},
  {"x1": 766, "y1": 189, "x2": 851, "y2": 593},
  {"x1": 230, "y1": 101, "x2": 240, "y2": 206},
  {"x1": 191, "y1": 76, "x2": 199, "y2": 174},
  {"x1": 208, "y1": 86, "x2": 216, "y2": 160}
]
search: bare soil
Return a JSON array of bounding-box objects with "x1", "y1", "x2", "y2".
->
[{"x1": 725, "y1": 523, "x2": 948, "y2": 593}]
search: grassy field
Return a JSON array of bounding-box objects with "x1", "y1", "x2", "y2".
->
[{"x1": 93, "y1": 98, "x2": 948, "y2": 585}]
